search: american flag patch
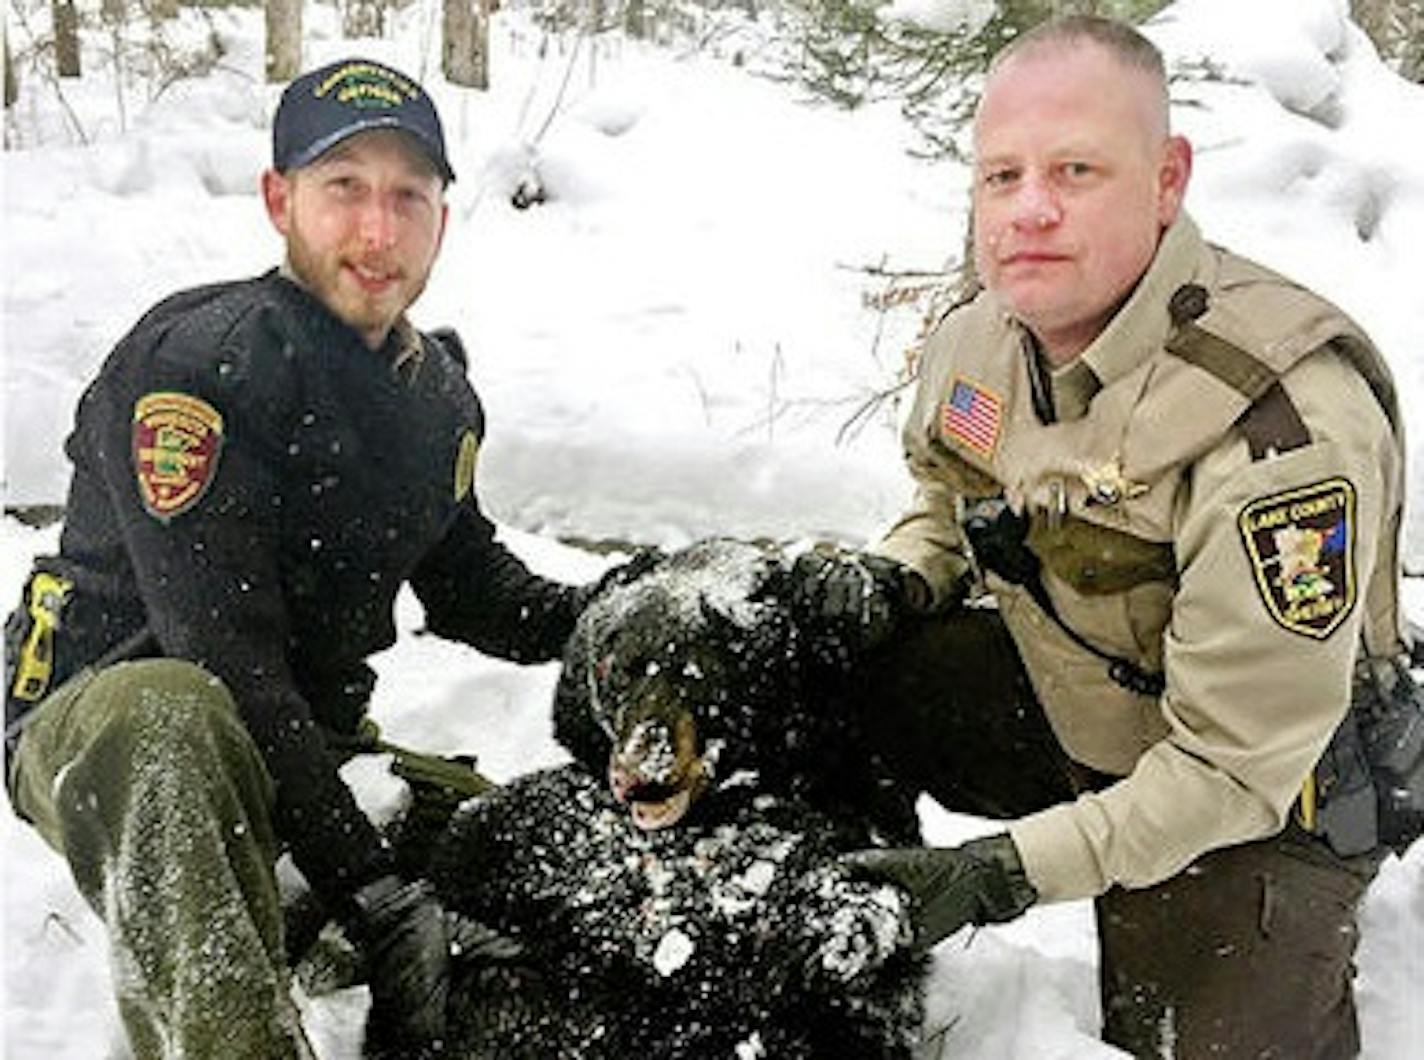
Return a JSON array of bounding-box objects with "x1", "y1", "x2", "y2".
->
[{"x1": 941, "y1": 378, "x2": 1002, "y2": 457}]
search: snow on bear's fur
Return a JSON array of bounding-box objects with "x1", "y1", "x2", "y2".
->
[{"x1": 428, "y1": 539, "x2": 928, "y2": 1058}]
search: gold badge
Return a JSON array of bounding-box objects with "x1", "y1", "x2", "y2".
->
[
  {"x1": 1080, "y1": 457, "x2": 1147, "y2": 508},
  {"x1": 454, "y1": 430, "x2": 480, "y2": 502},
  {"x1": 1238, "y1": 478, "x2": 1356, "y2": 639},
  {"x1": 132, "y1": 391, "x2": 224, "y2": 521}
]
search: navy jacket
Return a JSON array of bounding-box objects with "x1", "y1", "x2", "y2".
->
[{"x1": 6, "y1": 271, "x2": 579, "y2": 902}]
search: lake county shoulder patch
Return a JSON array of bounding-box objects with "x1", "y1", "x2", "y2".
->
[
  {"x1": 1237, "y1": 477, "x2": 1356, "y2": 639},
  {"x1": 132, "y1": 391, "x2": 225, "y2": 521}
]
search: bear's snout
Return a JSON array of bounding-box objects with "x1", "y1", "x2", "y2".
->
[{"x1": 607, "y1": 710, "x2": 707, "y2": 830}]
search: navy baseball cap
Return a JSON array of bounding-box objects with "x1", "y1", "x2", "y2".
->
[{"x1": 273, "y1": 58, "x2": 455, "y2": 184}]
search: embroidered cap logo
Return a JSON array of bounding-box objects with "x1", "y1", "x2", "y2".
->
[{"x1": 314, "y1": 62, "x2": 420, "y2": 111}]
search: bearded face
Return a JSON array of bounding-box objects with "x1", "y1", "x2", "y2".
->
[{"x1": 263, "y1": 129, "x2": 447, "y2": 350}]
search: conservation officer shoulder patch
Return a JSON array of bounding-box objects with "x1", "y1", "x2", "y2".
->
[
  {"x1": 132, "y1": 391, "x2": 225, "y2": 522},
  {"x1": 1238, "y1": 478, "x2": 1356, "y2": 639},
  {"x1": 941, "y1": 377, "x2": 1003, "y2": 459}
]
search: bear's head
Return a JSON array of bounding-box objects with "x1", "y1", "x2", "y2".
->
[{"x1": 555, "y1": 538, "x2": 837, "y2": 831}]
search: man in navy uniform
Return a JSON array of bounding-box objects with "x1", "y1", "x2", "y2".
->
[{"x1": 5, "y1": 58, "x2": 599, "y2": 1057}]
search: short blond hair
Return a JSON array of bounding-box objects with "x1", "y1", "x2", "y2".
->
[
  {"x1": 993, "y1": 15, "x2": 1165, "y2": 78},
  {"x1": 989, "y1": 15, "x2": 1169, "y2": 136}
]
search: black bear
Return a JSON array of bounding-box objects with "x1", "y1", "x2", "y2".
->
[{"x1": 428, "y1": 538, "x2": 930, "y2": 1058}]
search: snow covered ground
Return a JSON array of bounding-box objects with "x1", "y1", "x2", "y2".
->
[{"x1": 3, "y1": 0, "x2": 1422, "y2": 1056}]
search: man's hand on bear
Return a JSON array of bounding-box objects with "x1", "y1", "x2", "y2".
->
[
  {"x1": 574, "y1": 546, "x2": 665, "y2": 613},
  {"x1": 790, "y1": 547, "x2": 931, "y2": 650},
  {"x1": 346, "y1": 873, "x2": 451, "y2": 1053},
  {"x1": 842, "y1": 834, "x2": 1037, "y2": 952}
]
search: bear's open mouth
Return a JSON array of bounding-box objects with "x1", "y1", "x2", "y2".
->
[
  {"x1": 626, "y1": 779, "x2": 681, "y2": 804},
  {"x1": 628, "y1": 785, "x2": 696, "y2": 830},
  {"x1": 614, "y1": 770, "x2": 704, "y2": 830}
]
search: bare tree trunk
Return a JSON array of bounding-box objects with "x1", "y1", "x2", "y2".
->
[
  {"x1": 5, "y1": 22, "x2": 18, "y2": 109},
  {"x1": 266, "y1": 0, "x2": 301, "y2": 83},
  {"x1": 471, "y1": 0, "x2": 492, "y2": 87},
  {"x1": 588, "y1": 0, "x2": 602, "y2": 86},
  {"x1": 443, "y1": 0, "x2": 489, "y2": 89},
  {"x1": 624, "y1": 0, "x2": 645, "y2": 39},
  {"x1": 955, "y1": 210, "x2": 980, "y2": 304},
  {"x1": 342, "y1": 0, "x2": 385, "y2": 38},
  {"x1": 53, "y1": 0, "x2": 81, "y2": 78}
]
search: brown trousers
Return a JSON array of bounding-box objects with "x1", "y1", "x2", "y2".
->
[{"x1": 857, "y1": 608, "x2": 1382, "y2": 1060}]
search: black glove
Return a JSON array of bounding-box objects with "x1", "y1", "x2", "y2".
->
[
  {"x1": 842, "y1": 834, "x2": 1037, "y2": 952},
  {"x1": 345, "y1": 874, "x2": 450, "y2": 1054},
  {"x1": 574, "y1": 546, "x2": 664, "y2": 612},
  {"x1": 790, "y1": 546, "x2": 930, "y2": 650}
]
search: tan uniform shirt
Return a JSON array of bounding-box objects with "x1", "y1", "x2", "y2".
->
[{"x1": 879, "y1": 215, "x2": 1405, "y2": 902}]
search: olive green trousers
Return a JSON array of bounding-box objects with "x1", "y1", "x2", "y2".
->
[
  {"x1": 860, "y1": 609, "x2": 1381, "y2": 1060},
  {"x1": 10, "y1": 659, "x2": 315, "y2": 1059}
]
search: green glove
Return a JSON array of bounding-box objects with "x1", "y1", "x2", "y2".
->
[
  {"x1": 842, "y1": 834, "x2": 1037, "y2": 952},
  {"x1": 325, "y1": 719, "x2": 497, "y2": 801},
  {"x1": 386, "y1": 745, "x2": 496, "y2": 801}
]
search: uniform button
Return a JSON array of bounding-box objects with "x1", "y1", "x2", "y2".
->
[{"x1": 1169, "y1": 283, "x2": 1209, "y2": 325}]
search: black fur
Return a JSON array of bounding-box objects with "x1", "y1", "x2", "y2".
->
[{"x1": 428, "y1": 539, "x2": 926, "y2": 1057}]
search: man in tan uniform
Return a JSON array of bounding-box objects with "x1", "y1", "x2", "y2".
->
[{"x1": 802, "y1": 16, "x2": 1415, "y2": 1059}]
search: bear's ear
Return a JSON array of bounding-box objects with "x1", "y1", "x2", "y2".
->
[
  {"x1": 749, "y1": 548, "x2": 794, "y2": 605},
  {"x1": 696, "y1": 595, "x2": 738, "y2": 639},
  {"x1": 552, "y1": 653, "x2": 613, "y2": 774}
]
